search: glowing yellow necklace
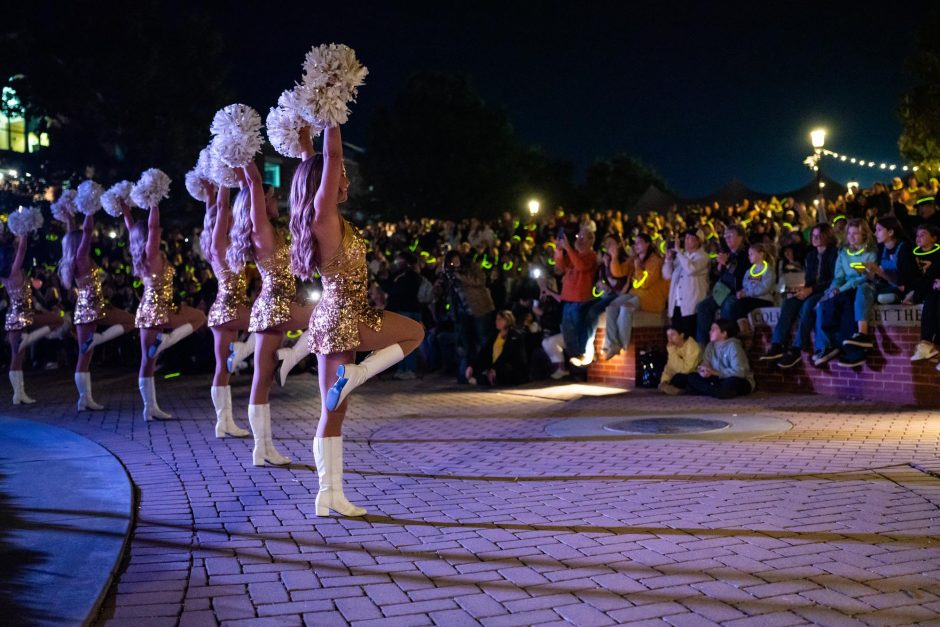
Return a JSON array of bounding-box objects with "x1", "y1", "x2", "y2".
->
[
  {"x1": 749, "y1": 260, "x2": 768, "y2": 277},
  {"x1": 846, "y1": 246, "x2": 865, "y2": 256},
  {"x1": 913, "y1": 244, "x2": 940, "y2": 256}
]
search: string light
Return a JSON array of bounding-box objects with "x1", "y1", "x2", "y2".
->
[{"x1": 809, "y1": 148, "x2": 933, "y2": 174}]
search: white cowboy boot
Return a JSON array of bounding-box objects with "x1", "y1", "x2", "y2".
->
[
  {"x1": 75, "y1": 372, "x2": 104, "y2": 411},
  {"x1": 18, "y1": 326, "x2": 51, "y2": 352},
  {"x1": 276, "y1": 329, "x2": 312, "y2": 386},
  {"x1": 138, "y1": 377, "x2": 173, "y2": 421},
  {"x1": 152, "y1": 323, "x2": 194, "y2": 357},
  {"x1": 248, "y1": 404, "x2": 291, "y2": 466},
  {"x1": 313, "y1": 436, "x2": 366, "y2": 517},
  {"x1": 325, "y1": 344, "x2": 404, "y2": 411},
  {"x1": 227, "y1": 333, "x2": 257, "y2": 373},
  {"x1": 81, "y1": 324, "x2": 124, "y2": 354},
  {"x1": 211, "y1": 386, "x2": 249, "y2": 438},
  {"x1": 10, "y1": 370, "x2": 35, "y2": 405}
]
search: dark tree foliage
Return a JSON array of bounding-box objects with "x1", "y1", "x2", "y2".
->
[
  {"x1": 578, "y1": 154, "x2": 669, "y2": 211},
  {"x1": 0, "y1": 2, "x2": 232, "y2": 188},
  {"x1": 898, "y1": 5, "x2": 940, "y2": 177},
  {"x1": 362, "y1": 72, "x2": 574, "y2": 219}
]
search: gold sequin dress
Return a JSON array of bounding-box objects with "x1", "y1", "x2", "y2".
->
[
  {"x1": 309, "y1": 218, "x2": 384, "y2": 354},
  {"x1": 135, "y1": 261, "x2": 176, "y2": 328},
  {"x1": 248, "y1": 240, "x2": 294, "y2": 332},
  {"x1": 4, "y1": 278, "x2": 34, "y2": 332},
  {"x1": 74, "y1": 265, "x2": 107, "y2": 325},
  {"x1": 208, "y1": 262, "x2": 248, "y2": 328}
]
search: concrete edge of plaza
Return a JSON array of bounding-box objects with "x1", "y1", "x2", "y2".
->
[{"x1": 0, "y1": 415, "x2": 135, "y2": 626}]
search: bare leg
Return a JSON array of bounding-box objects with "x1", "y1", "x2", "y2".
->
[
  {"x1": 33, "y1": 311, "x2": 64, "y2": 331},
  {"x1": 76, "y1": 323, "x2": 96, "y2": 373},
  {"x1": 8, "y1": 332, "x2": 23, "y2": 370},
  {"x1": 269, "y1": 303, "x2": 314, "y2": 333},
  {"x1": 212, "y1": 327, "x2": 236, "y2": 387},
  {"x1": 250, "y1": 331, "x2": 283, "y2": 405},
  {"x1": 139, "y1": 328, "x2": 159, "y2": 377},
  {"x1": 355, "y1": 311, "x2": 425, "y2": 355},
  {"x1": 316, "y1": 351, "x2": 355, "y2": 437},
  {"x1": 166, "y1": 304, "x2": 207, "y2": 332},
  {"x1": 103, "y1": 307, "x2": 136, "y2": 332}
]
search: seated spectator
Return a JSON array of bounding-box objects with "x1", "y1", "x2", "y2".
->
[
  {"x1": 695, "y1": 225, "x2": 749, "y2": 346},
  {"x1": 658, "y1": 325, "x2": 702, "y2": 395},
  {"x1": 669, "y1": 319, "x2": 755, "y2": 399},
  {"x1": 729, "y1": 243, "x2": 777, "y2": 341},
  {"x1": 766, "y1": 223, "x2": 838, "y2": 368},
  {"x1": 465, "y1": 310, "x2": 529, "y2": 387},
  {"x1": 812, "y1": 219, "x2": 877, "y2": 366},
  {"x1": 663, "y1": 228, "x2": 710, "y2": 338},
  {"x1": 598, "y1": 233, "x2": 668, "y2": 361},
  {"x1": 589, "y1": 233, "x2": 630, "y2": 361},
  {"x1": 908, "y1": 225, "x2": 940, "y2": 364}
]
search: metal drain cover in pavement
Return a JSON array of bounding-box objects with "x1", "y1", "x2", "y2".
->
[{"x1": 604, "y1": 417, "x2": 731, "y2": 435}]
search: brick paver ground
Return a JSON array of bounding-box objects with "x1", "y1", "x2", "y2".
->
[{"x1": 6, "y1": 367, "x2": 940, "y2": 626}]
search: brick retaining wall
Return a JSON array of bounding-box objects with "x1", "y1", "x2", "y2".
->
[{"x1": 586, "y1": 304, "x2": 940, "y2": 407}]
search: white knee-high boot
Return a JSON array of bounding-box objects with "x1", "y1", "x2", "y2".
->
[
  {"x1": 138, "y1": 377, "x2": 173, "y2": 421},
  {"x1": 152, "y1": 323, "x2": 194, "y2": 357},
  {"x1": 247, "y1": 404, "x2": 291, "y2": 466},
  {"x1": 227, "y1": 333, "x2": 257, "y2": 373},
  {"x1": 10, "y1": 370, "x2": 35, "y2": 405},
  {"x1": 75, "y1": 372, "x2": 104, "y2": 411},
  {"x1": 18, "y1": 326, "x2": 51, "y2": 352},
  {"x1": 276, "y1": 329, "x2": 312, "y2": 387},
  {"x1": 82, "y1": 324, "x2": 124, "y2": 354},
  {"x1": 325, "y1": 344, "x2": 405, "y2": 411},
  {"x1": 313, "y1": 436, "x2": 366, "y2": 517},
  {"x1": 211, "y1": 386, "x2": 249, "y2": 438}
]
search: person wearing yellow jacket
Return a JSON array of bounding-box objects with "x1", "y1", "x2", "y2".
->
[{"x1": 600, "y1": 233, "x2": 669, "y2": 360}]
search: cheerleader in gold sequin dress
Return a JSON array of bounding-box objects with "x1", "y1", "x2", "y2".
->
[
  {"x1": 2, "y1": 231, "x2": 66, "y2": 404},
  {"x1": 289, "y1": 125, "x2": 424, "y2": 517},
  {"x1": 60, "y1": 213, "x2": 136, "y2": 411},
  {"x1": 122, "y1": 201, "x2": 207, "y2": 421},
  {"x1": 226, "y1": 161, "x2": 312, "y2": 466},
  {"x1": 201, "y1": 181, "x2": 251, "y2": 438}
]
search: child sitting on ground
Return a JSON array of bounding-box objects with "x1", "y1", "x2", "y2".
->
[
  {"x1": 669, "y1": 319, "x2": 755, "y2": 399},
  {"x1": 658, "y1": 325, "x2": 702, "y2": 395}
]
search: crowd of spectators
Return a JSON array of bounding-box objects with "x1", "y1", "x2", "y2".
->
[{"x1": 6, "y1": 171, "x2": 940, "y2": 398}]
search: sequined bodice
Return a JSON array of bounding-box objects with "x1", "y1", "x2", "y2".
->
[
  {"x1": 213, "y1": 263, "x2": 247, "y2": 302},
  {"x1": 317, "y1": 220, "x2": 369, "y2": 297},
  {"x1": 257, "y1": 241, "x2": 294, "y2": 296}
]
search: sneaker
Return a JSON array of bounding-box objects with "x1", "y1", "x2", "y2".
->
[
  {"x1": 601, "y1": 348, "x2": 621, "y2": 361},
  {"x1": 911, "y1": 341, "x2": 939, "y2": 362},
  {"x1": 467, "y1": 376, "x2": 477, "y2": 386},
  {"x1": 760, "y1": 343, "x2": 786, "y2": 361},
  {"x1": 550, "y1": 367, "x2": 569, "y2": 380},
  {"x1": 569, "y1": 354, "x2": 594, "y2": 368},
  {"x1": 812, "y1": 347, "x2": 840, "y2": 367},
  {"x1": 843, "y1": 332, "x2": 874, "y2": 349},
  {"x1": 777, "y1": 349, "x2": 803, "y2": 369},
  {"x1": 836, "y1": 351, "x2": 866, "y2": 368},
  {"x1": 659, "y1": 382, "x2": 683, "y2": 396}
]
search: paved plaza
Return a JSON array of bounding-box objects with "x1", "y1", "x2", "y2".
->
[{"x1": 4, "y1": 368, "x2": 940, "y2": 626}]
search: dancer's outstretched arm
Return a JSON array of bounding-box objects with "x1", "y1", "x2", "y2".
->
[
  {"x1": 314, "y1": 126, "x2": 343, "y2": 222},
  {"x1": 78, "y1": 213, "x2": 95, "y2": 263},
  {"x1": 120, "y1": 201, "x2": 134, "y2": 233},
  {"x1": 146, "y1": 204, "x2": 162, "y2": 265},
  {"x1": 212, "y1": 185, "x2": 231, "y2": 265},
  {"x1": 244, "y1": 162, "x2": 274, "y2": 248},
  {"x1": 11, "y1": 234, "x2": 27, "y2": 276},
  {"x1": 300, "y1": 126, "x2": 315, "y2": 162}
]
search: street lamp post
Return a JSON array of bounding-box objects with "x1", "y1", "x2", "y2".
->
[{"x1": 810, "y1": 128, "x2": 827, "y2": 219}]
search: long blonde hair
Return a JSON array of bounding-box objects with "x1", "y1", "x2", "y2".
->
[
  {"x1": 289, "y1": 155, "x2": 323, "y2": 281},
  {"x1": 199, "y1": 203, "x2": 217, "y2": 265},
  {"x1": 225, "y1": 187, "x2": 253, "y2": 272},
  {"x1": 59, "y1": 230, "x2": 81, "y2": 289},
  {"x1": 129, "y1": 221, "x2": 148, "y2": 277}
]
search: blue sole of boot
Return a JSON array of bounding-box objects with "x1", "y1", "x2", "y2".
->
[{"x1": 325, "y1": 365, "x2": 348, "y2": 411}]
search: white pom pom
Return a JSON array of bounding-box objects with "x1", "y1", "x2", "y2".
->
[
  {"x1": 75, "y1": 180, "x2": 104, "y2": 216},
  {"x1": 301, "y1": 43, "x2": 368, "y2": 128},
  {"x1": 185, "y1": 169, "x2": 210, "y2": 202},
  {"x1": 101, "y1": 181, "x2": 135, "y2": 217},
  {"x1": 50, "y1": 189, "x2": 78, "y2": 224},
  {"x1": 131, "y1": 168, "x2": 171, "y2": 209},
  {"x1": 209, "y1": 104, "x2": 264, "y2": 168},
  {"x1": 203, "y1": 148, "x2": 240, "y2": 188},
  {"x1": 266, "y1": 106, "x2": 304, "y2": 158},
  {"x1": 8, "y1": 206, "x2": 44, "y2": 237},
  {"x1": 196, "y1": 148, "x2": 213, "y2": 179}
]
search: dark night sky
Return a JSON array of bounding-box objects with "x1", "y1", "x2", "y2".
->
[{"x1": 221, "y1": 1, "x2": 929, "y2": 197}]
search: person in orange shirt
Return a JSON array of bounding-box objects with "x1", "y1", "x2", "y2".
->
[
  {"x1": 554, "y1": 227, "x2": 598, "y2": 367},
  {"x1": 601, "y1": 233, "x2": 669, "y2": 360}
]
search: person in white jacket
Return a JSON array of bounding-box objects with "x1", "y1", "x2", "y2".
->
[{"x1": 662, "y1": 229, "x2": 710, "y2": 338}]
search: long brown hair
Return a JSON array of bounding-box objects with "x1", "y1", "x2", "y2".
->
[
  {"x1": 289, "y1": 155, "x2": 324, "y2": 281},
  {"x1": 225, "y1": 187, "x2": 253, "y2": 272}
]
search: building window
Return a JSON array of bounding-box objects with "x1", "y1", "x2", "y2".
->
[
  {"x1": 0, "y1": 114, "x2": 8, "y2": 151},
  {"x1": 263, "y1": 162, "x2": 281, "y2": 188},
  {"x1": 9, "y1": 116, "x2": 25, "y2": 153}
]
